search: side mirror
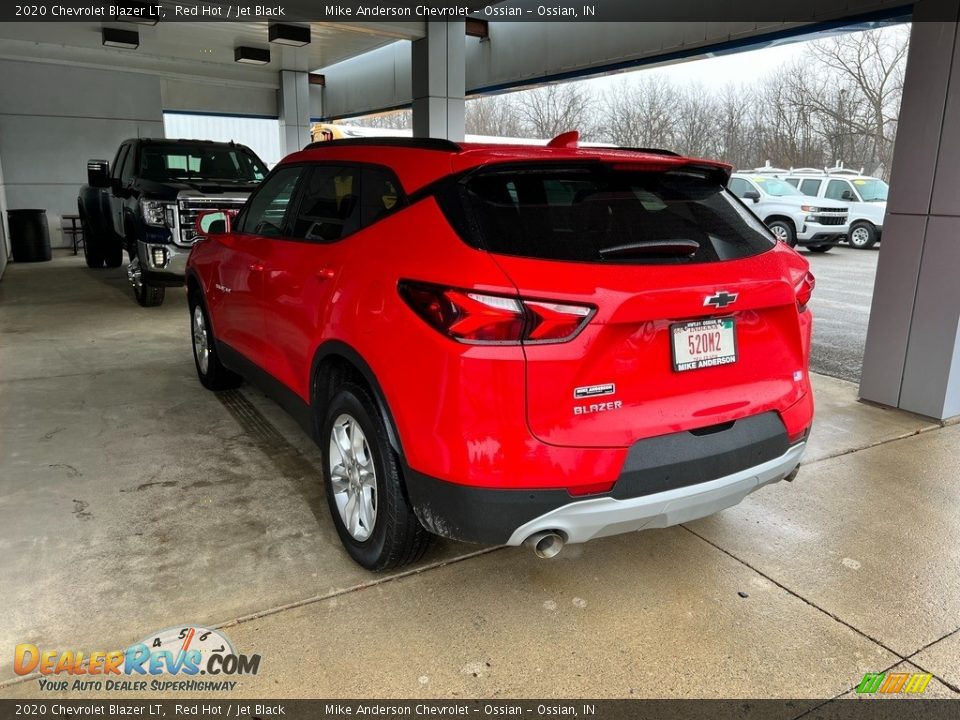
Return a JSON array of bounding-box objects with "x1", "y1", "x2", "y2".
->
[
  {"x1": 87, "y1": 160, "x2": 110, "y2": 189},
  {"x1": 743, "y1": 190, "x2": 761, "y2": 203},
  {"x1": 841, "y1": 190, "x2": 856, "y2": 201},
  {"x1": 195, "y1": 209, "x2": 236, "y2": 238}
]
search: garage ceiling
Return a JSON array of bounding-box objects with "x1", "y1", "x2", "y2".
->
[{"x1": 0, "y1": 19, "x2": 424, "y2": 88}]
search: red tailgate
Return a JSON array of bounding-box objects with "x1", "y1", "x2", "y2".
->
[{"x1": 492, "y1": 248, "x2": 809, "y2": 448}]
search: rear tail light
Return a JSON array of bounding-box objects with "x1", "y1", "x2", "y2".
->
[
  {"x1": 795, "y1": 271, "x2": 816, "y2": 312},
  {"x1": 398, "y1": 281, "x2": 594, "y2": 345}
]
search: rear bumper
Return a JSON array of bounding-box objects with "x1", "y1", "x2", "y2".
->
[
  {"x1": 505, "y1": 441, "x2": 804, "y2": 545},
  {"x1": 405, "y1": 411, "x2": 807, "y2": 545}
]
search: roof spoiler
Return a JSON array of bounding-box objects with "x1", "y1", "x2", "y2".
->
[{"x1": 547, "y1": 130, "x2": 580, "y2": 148}]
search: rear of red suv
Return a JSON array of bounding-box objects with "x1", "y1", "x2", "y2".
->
[{"x1": 186, "y1": 136, "x2": 814, "y2": 570}]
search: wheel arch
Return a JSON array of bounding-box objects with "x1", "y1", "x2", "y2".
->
[
  {"x1": 310, "y1": 341, "x2": 405, "y2": 461},
  {"x1": 764, "y1": 214, "x2": 796, "y2": 229}
]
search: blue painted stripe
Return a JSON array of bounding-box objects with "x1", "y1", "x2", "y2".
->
[{"x1": 163, "y1": 109, "x2": 279, "y2": 120}]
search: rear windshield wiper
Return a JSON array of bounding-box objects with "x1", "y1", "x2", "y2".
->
[{"x1": 599, "y1": 239, "x2": 700, "y2": 258}]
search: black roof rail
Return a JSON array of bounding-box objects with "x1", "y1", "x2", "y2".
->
[{"x1": 303, "y1": 137, "x2": 462, "y2": 153}]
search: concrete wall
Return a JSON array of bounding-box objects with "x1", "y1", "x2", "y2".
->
[
  {"x1": 161, "y1": 78, "x2": 278, "y2": 119},
  {"x1": 0, "y1": 60, "x2": 164, "y2": 249}
]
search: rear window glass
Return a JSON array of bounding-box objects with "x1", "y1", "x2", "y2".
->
[{"x1": 441, "y1": 165, "x2": 775, "y2": 264}]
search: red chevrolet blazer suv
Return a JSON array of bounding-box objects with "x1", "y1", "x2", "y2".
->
[{"x1": 185, "y1": 134, "x2": 815, "y2": 571}]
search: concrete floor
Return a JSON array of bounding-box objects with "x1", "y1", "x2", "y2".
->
[{"x1": 1, "y1": 252, "x2": 957, "y2": 702}]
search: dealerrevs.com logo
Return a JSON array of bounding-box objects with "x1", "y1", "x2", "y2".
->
[{"x1": 15, "y1": 625, "x2": 261, "y2": 692}]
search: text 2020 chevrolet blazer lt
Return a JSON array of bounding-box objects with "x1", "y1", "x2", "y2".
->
[{"x1": 185, "y1": 134, "x2": 815, "y2": 571}]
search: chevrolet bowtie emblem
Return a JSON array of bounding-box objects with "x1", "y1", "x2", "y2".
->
[{"x1": 704, "y1": 291, "x2": 738, "y2": 309}]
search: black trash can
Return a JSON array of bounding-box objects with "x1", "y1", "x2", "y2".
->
[{"x1": 8, "y1": 209, "x2": 52, "y2": 263}]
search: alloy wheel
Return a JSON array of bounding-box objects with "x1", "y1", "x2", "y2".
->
[
  {"x1": 192, "y1": 306, "x2": 210, "y2": 375},
  {"x1": 329, "y1": 414, "x2": 378, "y2": 541}
]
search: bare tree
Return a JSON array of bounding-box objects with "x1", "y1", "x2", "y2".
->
[
  {"x1": 807, "y1": 26, "x2": 909, "y2": 176},
  {"x1": 602, "y1": 76, "x2": 680, "y2": 148},
  {"x1": 514, "y1": 83, "x2": 595, "y2": 139},
  {"x1": 348, "y1": 110, "x2": 412, "y2": 130},
  {"x1": 465, "y1": 94, "x2": 526, "y2": 137}
]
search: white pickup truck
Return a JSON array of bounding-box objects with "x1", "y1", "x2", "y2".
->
[
  {"x1": 780, "y1": 168, "x2": 888, "y2": 249},
  {"x1": 728, "y1": 173, "x2": 850, "y2": 253}
]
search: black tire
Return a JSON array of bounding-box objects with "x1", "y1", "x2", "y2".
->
[
  {"x1": 103, "y1": 235, "x2": 124, "y2": 268},
  {"x1": 767, "y1": 219, "x2": 796, "y2": 247},
  {"x1": 321, "y1": 383, "x2": 430, "y2": 571},
  {"x1": 848, "y1": 222, "x2": 878, "y2": 250},
  {"x1": 80, "y1": 214, "x2": 104, "y2": 269},
  {"x1": 808, "y1": 244, "x2": 833, "y2": 253},
  {"x1": 135, "y1": 279, "x2": 165, "y2": 307},
  {"x1": 188, "y1": 292, "x2": 242, "y2": 391}
]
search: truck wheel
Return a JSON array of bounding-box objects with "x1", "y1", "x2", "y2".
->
[
  {"x1": 188, "y1": 295, "x2": 242, "y2": 391},
  {"x1": 808, "y1": 245, "x2": 833, "y2": 253},
  {"x1": 80, "y1": 215, "x2": 104, "y2": 269},
  {"x1": 767, "y1": 219, "x2": 796, "y2": 247},
  {"x1": 136, "y1": 282, "x2": 165, "y2": 307},
  {"x1": 321, "y1": 383, "x2": 431, "y2": 571},
  {"x1": 103, "y1": 236, "x2": 123, "y2": 268},
  {"x1": 849, "y1": 222, "x2": 878, "y2": 250}
]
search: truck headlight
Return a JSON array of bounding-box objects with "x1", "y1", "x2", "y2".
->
[{"x1": 140, "y1": 200, "x2": 173, "y2": 227}]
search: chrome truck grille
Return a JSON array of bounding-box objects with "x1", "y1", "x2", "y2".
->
[{"x1": 174, "y1": 197, "x2": 248, "y2": 246}]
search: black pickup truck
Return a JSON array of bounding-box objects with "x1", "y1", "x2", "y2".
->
[{"x1": 78, "y1": 138, "x2": 267, "y2": 306}]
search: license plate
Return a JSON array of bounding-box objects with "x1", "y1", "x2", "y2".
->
[{"x1": 671, "y1": 318, "x2": 737, "y2": 372}]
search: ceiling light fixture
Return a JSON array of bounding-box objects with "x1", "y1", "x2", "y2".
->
[
  {"x1": 268, "y1": 23, "x2": 311, "y2": 47},
  {"x1": 234, "y1": 46, "x2": 271, "y2": 65},
  {"x1": 102, "y1": 27, "x2": 140, "y2": 50}
]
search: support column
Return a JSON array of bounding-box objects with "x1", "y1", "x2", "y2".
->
[
  {"x1": 860, "y1": 8, "x2": 960, "y2": 420},
  {"x1": 278, "y1": 70, "x2": 311, "y2": 155},
  {"x1": 0, "y1": 150, "x2": 9, "y2": 280},
  {"x1": 411, "y1": 22, "x2": 465, "y2": 141}
]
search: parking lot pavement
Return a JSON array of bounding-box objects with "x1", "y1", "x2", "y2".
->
[
  {"x1": 2, "y1": 252, "x2": 957, "y2": 700},
  {"x1": 802, "y1": 245, "x2": 879, "y2": 384}
]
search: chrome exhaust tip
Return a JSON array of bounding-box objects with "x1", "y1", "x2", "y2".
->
[{"x1": 524, "y1": 531, "x2": 565, "y2": 559}]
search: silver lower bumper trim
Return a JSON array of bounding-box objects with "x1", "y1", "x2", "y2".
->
[{"x1": 506, "y1": 441, "x2": 806, "y2": 546}]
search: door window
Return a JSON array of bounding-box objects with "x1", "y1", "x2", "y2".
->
[
  {"x1": 290, "y1": 166, "x2": 363, "y2": 242},
  {"x1": 728, "y1": 177, "x2": 752, "y2": 198},
  {"x1": 825, "y1": 180, "x2": 853, "y2": 201},
  {"x1": 111, "y1": 144, "x2": 129, "y2": 182},
  {"x1": 236, "y1": 166, "x2": 303, "y2": 237},
  {"x1": 799, "y1": 179, "x2": 823, "y2": 196},
  {"x1": 120, "y1": 144, "x2": 136, "y2": 185}
]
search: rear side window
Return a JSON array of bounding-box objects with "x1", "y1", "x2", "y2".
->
[
  {"x1": 799, "y1": 179, "x2": 823, "y2": 196},
  {"x1": 442, "y1": 165, "x2": 775, "y2": 264}
]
